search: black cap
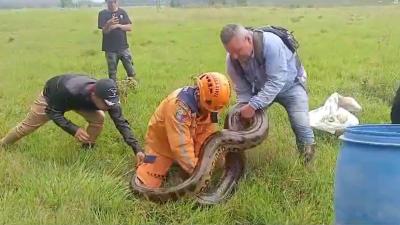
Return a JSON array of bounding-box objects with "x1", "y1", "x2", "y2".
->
[{"x1": 95, "y1": 79, "x2": 120, "y2": 107}]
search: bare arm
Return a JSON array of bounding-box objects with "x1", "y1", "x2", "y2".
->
[
  {"x1": 117, "y1": 23, "x2": 132, "y2": 32},
  {"x1": 102, "y1": 17, "x2": 119, "y2": 34},
  {"x1": 103, "y1": 21, "x2": 131, "y2": 33},
  {"x1": 102, "y1": 20, "x2": 116, "y2": 34},
  {"x1": 102, "y1": 23, "x2": 113, "y2": 34}
]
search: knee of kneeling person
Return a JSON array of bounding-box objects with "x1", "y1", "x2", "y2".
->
[{"x1": 136, "y1": 164, "x2": 166, "y2": 188}]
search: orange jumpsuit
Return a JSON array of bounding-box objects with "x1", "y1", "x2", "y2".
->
[{"x1": 136, "y1": 87, "x2": 217, "y2": 188}]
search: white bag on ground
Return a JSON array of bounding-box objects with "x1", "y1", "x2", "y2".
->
[{"x1": 309, "y1": 93, "x2": 362, "y2": 135}]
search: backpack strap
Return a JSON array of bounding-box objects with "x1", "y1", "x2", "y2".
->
[
  {"x1": 230, "y1": 30, "x2": 264, "y2": 79},
  {"x1": 255, "y1": 27, "x2": 305, "y2": 79},
  {"x1": 252, "y1": 30, "x2": 265, "y2": 66}
]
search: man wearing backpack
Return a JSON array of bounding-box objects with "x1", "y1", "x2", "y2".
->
[{"x1": 220, "y1": 24, "x2": 315, "y2": 164}]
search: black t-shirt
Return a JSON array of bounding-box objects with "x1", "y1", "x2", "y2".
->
[{"x1": 98, "y1": 8, "x2": 132, "y2": 52}]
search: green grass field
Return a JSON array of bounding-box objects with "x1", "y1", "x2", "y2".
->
[{"x1": 0, "y1": 5, "x2": 399, "y2": 224}]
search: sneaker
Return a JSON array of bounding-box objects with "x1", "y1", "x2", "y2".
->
[{"x1": 81, "y1": 143, "x2": 96, "y2": 150}]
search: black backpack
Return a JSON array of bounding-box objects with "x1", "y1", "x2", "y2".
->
[{"x1": 245, "y1": 25, "x2": 300, "y2": 66}]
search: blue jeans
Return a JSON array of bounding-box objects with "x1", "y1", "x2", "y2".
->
[
  {"x1": 272, "y1": 82, "x2": 315, "y2": 146},
  {"x1": 105, "y1": 48, "x2": 136, "y2": 81}
]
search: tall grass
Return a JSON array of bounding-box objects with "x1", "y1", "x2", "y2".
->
[{"x1": 0, "y1": 5, "x2": 399, "y2": 224}]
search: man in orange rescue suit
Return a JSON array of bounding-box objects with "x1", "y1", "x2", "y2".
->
[{"x1": 135, "y1": 72, "x2": 231, "y2": 188}]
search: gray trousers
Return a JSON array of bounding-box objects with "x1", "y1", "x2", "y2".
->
[{"x1": 105, "y1": 48, "x2": 136, "y2": 81}]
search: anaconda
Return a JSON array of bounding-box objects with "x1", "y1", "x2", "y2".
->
[{"x1": 131, "y1": 104, "x2": 269, "y2": 204}]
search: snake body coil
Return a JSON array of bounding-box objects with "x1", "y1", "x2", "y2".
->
[{"x1": 131, "y1": 104, "x2": 269, "y2": 204}]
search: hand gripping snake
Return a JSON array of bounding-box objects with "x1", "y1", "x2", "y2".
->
[{"x1": 131, "y1": 104, "x2": 269, "y2": 205}]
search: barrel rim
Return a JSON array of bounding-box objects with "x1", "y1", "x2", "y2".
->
[
  {"x1": 340, "y1": 136, "x2": 400, "y2": 147},
  {"x1": 346, "y1": 124, "x2": 400, "y2": 136},
  {"x1": 341, "y1": 124, "x2": 400, "y2": 147}
]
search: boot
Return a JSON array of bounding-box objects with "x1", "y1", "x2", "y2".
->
[{"x1": 298, "y1": 143, "x2": 316, "y2": 164}]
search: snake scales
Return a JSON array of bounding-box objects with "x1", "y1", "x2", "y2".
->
[{"x1": 131, "y1": 104, "x2": 269, "y2": 204}]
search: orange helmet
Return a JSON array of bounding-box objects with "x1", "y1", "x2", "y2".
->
[{"x1": 197, "y1": 72, "x2": 231, "y2": 112}]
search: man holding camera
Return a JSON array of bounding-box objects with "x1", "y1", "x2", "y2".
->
[{"x1": 98, "y1": 0, "x2": 136, "y2": 81}]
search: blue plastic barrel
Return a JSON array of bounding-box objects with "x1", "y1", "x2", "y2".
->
[{"x1": 335, "y1": 124, "x2": 400, "y2": 224}]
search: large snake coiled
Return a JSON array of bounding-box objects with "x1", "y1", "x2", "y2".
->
[{"x1": 131, "y1": 104, "x2": 269, "y2": 204}]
